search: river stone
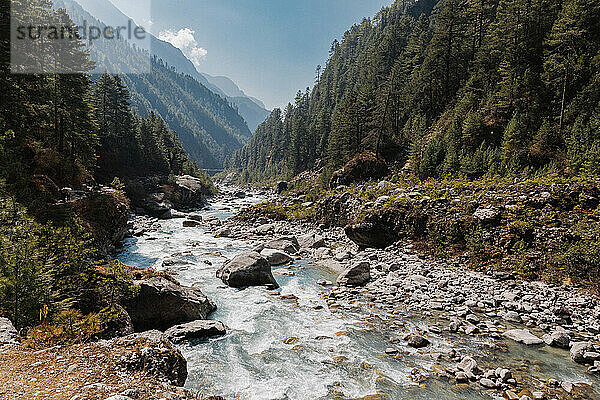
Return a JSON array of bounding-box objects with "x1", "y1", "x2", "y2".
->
[
  {"x1": 583, "y1": 352, "x2": 600, "y2": 362},
  {"x1": 455, "y1": 372, "x2": 469, "y2": 383},
  {"x1": 504, "y1": 311, "x2": 522, "y2": 323},
  {"x1": 217, "y1": 251, "x2": 279, "y2": 288},
  {"x1": 498, "y1": 368, "x2": 512, "y2": 382},
  {"x1": 215, "y1": 227, "x2": 232, "y2": 238},
  {"x1": 570, "y1": 341, "x2": 595, "y2": 364},
  {"x1": 344, "y1": 222, "x2": 398, "y2": 249},
  {"x1": 458, "y1": 356, "x2": 480, "y2": 375},
  {"x1": 276, "y1": 181, "x2": 288, "y2": 194},
  {"x1": 503, "y1": 329, "x2": 543, "y2": 345},
  {"x1": 183, "y1": 219, "x2": 201, "y2": 228},
  {"x1": 188, "y1": 213, "x2": 203, "y2": 222},
  {"x1": 407, "y1": 335, "x2": 429, "y2": 348},
  {"x1": 542, "y1": 327, "x2": 571, "y2": 349},
  {"x1": 298, "y1": 233, "x2": 326, "y2": 249},
  {"x1": 143, "y1": 193, "x2": 173, "y2": 219},
  {"x1": 255, "y1": 223, "x2": 275, "y2": 235},
  {"x1": 264, "y1": 237, "x2": 299, "y2": 254},
  {"x1": 125, "y1": 276, "x2": 216, "y2": 332},
  {"x1": 337, "y1": 261, "x2": 371, "y2": 287},
  {"x1": 0, "y1": 318, "x2": 18, "y2": 344},
  {"x1": 480, "y1": 378, "x2": 497, "y2": 388},
  {"x1": 561, "y1": 381, "x2": 574, "y2": 393},
  {"x1": 164, "y1": 320, "x2": 227, "y2": 344},
  {"x1": 260, "y1": 248, "x2": 292, "y2": 266}
]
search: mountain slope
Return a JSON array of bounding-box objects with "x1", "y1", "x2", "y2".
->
[
  {"x1": 56, "y1": 0, "x2": 252, "y2": 168},
  {"x1": 69, "y1": 0, "x2": 269, "y2": 132},
  {"x1": 231, "y1": 0, "x2": 600, "y2": 183},
  {"x1": 200, "y1": 73, "x2": 270, "y2": 132}
]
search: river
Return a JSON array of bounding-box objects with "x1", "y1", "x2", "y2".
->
[{"x1": 116, "y1": 190, "x2": 598, "y2": 400}]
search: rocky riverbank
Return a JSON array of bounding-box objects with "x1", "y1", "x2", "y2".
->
[
  {"x1": 215, "y1": 181, "x2": 600, "y2": 399},
  {"x1": 4, "y1": 181, "x2": 600, "y2": 399},
  {"x1": 0, "y1": 273, "x2": 226, "y2": 400},
  {"x1": 0, "y1": 329, "x2": 223, "y2": 400}
]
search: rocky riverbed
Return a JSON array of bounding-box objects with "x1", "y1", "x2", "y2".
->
[
  {"x1": 3, "y1": 183, "x2": 599, "y2": 399},
  {"x1": 115, "y1": 185, "x2": 600, "y2": 399}
]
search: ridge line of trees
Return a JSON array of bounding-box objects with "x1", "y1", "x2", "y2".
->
[{"x1": 231, "y1": 0, "x2": 600, "y2": 183}]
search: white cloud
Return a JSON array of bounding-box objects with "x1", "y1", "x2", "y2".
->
[{"x1": 158, "y1": 28, "x2": 207, "y2": 70}]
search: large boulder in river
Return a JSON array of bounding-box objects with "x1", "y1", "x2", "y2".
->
[
  {"x1": 164, "y1": 320, "x2": 227, "y2": 344},
  {"x1": 337, "y1": 261, "x2": 371, "y2": 286},
  {"x1": 217, "y1": 251, "x2": 279, "y2": 288},
  {"x1": 345, "y1": 222, "x2": 398, "y2": 249},
  {"x1": 125, "y1": 276, "x2": 216, "y2": 331},
  {"x1": 171, "y1": 175, "x2": 209, "y2": 208},
  {"x1": 260, "y1": 248, "x2": 293, "y2": 266},
  {"x1": 0, "y1": 318, "x2": 18, "y2": 345},
  {"x1": 329, "y1": 151, "x2": 389, "y2": 188}
]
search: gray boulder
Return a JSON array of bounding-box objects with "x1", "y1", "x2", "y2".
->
[
  {"x1": 125, "y1": 276, "x2": 216, "y2": 331},
  {"x1": 571, "y1": 341, "x2": 595, "y2": 364},
  {"x1": 345, "y1": 222, "x2": 398, "y2": 249},
  {"x1": 143, "y1": 193, "x2": 173, "y2": 219},
  {"x1": 215, "y1": 227, "x2": 232, "y2": 238},
  {"x1": 260, "y1": 248, "x2": 293, "y2": 266},
  {"x1": 542, "y1": 327, "x2": 571, "y2": 349},
  {"x1": 164, "y1": 320, "x2": 227, "y2": 344},
  {"x1": 407, "y1": 335, "x2": 429, "y2": 348},
  {"x1": 458, "y1": 356, "x2": 481, "y2": 375},
  {"x1": 188, "y1": 213, "x2": 203, "y2": 222},
  {"x1": 217, "y1": 251, "x2": 279, "y2": 288},
  {"x1": 298, "y1": 233, "x2": 326, "y2": 249},
  {"x1": 473, "y1": 207, "x2": 500, "y2": 223},
  {"x1": 254, "y1": 223, "x2": 275, "y2": 235},
  {"x1": 337, "y1": 261, "x2": 371, "y2": 286},
  {"x1": 503, "y1": 329, "x2": 543, "y2": 345},
  {"x1": 183, "y1": 219, "x2": 201, "y2": 228},
  {"x1": 0, "y1": 318, "x2": 18, "y2": 345},
  {"x1": 264, "y1": 237, "x2": 299, "y2": 254},
  {"x1": 480, "y1": 378, "x2": 497, "y2": 388},
  {"x1": 173, "y1": 175, "x2": 208, "y2": 209},
  {"x1": 503, "y1": 311, "x2": 522, "y2": 323}
]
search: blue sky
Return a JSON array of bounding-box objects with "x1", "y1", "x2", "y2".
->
[{"x1": 110, "y1": 0, "x2": 393, "y2": 110}]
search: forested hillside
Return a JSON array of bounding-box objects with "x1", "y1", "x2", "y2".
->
[
  {"x1": 231, "y1": 0, "x2": 600, "y2": 183},
  {"x1": 0, "y1": 0, "x2": 213, "y2": 329},
  {"x1": 56, "y1": 0, "x2": 253, "y2": 169}
]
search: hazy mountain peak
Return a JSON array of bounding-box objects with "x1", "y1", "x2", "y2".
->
[
  {"x1": 201, "y1": 74, "x2": 268, "y2": 110},
  {"x1": 69, "y1": 0, "x2": 269, "y2": 132}
]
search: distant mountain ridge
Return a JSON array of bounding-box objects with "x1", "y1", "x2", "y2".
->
[
  {"x1": 55, "y1": 0, "x2": 251, "y2": 168},
  {"x1": 201, "y1": 73, "x2": 267, "y2": 109},
  {"x1": 69, "y1": 0, "x2": 269, "y2": 132}
]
